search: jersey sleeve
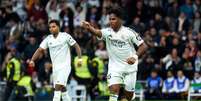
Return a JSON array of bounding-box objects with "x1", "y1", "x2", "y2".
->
[
  {"x1": 99, "y1": 28, "x2": 110, "y2": 40},
  {"x1": 66, "y1": 34, "x2": 76, "y2": 46},
  {"x1": 130, "y1": 29, "x2": 144, "y2": 46},
  {"x1": 39, "y1": 37, "x2": 48, "y2": 49}
]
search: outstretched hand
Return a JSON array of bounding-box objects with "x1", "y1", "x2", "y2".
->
[
  {"x1": 81, "y1": 21, "x2": 91, "y2": 30},
  {"x1": 27, "y1": 59, "x2": 35, "y2": 67}
]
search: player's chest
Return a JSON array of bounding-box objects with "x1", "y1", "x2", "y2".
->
[
  {"x1": 107, "y1": 33, "x2": 130, "y2": 48},
  {"x1": 107, "y1": 31, "x2": 131, "y2": 43},
  {"x1": 48, "y1": 37, "x2": 67, "y2": 48}
]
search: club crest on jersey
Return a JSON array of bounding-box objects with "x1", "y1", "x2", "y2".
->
[{"x1": 121, "y1": 35, "x2": 126, "y2": 40}]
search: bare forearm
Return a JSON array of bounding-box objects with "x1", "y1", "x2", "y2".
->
[
  {"x1": 136, "y1": 43, "x2": 148, "y2": 57},
  {"x1": 74, "y1": 43, "x2": 82, "y2": 58},
  {"x1": 82, "y1": 21, "x2": 102, "y2": 37},
  {"x1": 88, "y1": 26, "x2": 102, "y2": 38},
  {"x1": 31, "y1": 48, "x2": 44, "y2": 61}
]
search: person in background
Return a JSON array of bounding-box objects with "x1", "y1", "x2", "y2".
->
[
  {"x1": 191, "y1": 72, "x2": 201, "y2": 93},
  {"x1": 145, "y1": 70, "x2": 163, "y2": 100},
  {"x1": 175, "y1": 70, "x2": 190, "y2": 99},
  {"x1": 162, "y1": 70, "x2": 177, "y2": 99},
  {"x1": 4, "y1": 45, "x2": 21, "y2": 101}
]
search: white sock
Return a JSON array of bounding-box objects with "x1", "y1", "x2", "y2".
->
[
  {"x1": 131, "y1": 93, "x2": 136, "y2": 101},
  {"x1": 109, "y1": 94, "x2": 118, "y2": 101},
  {"x1": 53, "y1": 91, "x2": 61, "y2": 101},
  {"x1": 62, "y1": 91, "x2": 71, "y2": 101}
]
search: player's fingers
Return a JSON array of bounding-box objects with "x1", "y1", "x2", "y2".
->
[
  {"x1": 82, "y1": 21, "x2": 88, "y2": 25},
  {"x1": 127, "y1": 58, "x2": 135, "y2": 64},
  {"x1": 26, "y1": 59, "x2": 30, "y2": 63}
]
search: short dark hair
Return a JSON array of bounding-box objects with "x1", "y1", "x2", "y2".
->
[
  {"x1": 49, "y1": 19, "x2": 60, "y2": 27},
  {"x1": 108, "y1": 6, "x2": 123, "y2": 19}
]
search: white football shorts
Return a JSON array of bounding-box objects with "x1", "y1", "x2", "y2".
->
[
  {"x1": 53, "y1": 68, "x2": 70, "y2": 87},
  {"x1": 107, "y1": 70, "x2": 137, "y2": 92}
]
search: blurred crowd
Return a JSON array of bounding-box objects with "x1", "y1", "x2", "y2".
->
[{"x1": 0, "y1": 0, "x2": 200, "y2": 100}]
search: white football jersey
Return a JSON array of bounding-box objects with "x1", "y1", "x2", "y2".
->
[
  {"x1": 100, "y1": 26, "x2": 144, "y2": 72},
  {"x1": 40, "y1": 32, "x2": 76, "y2": 72}
]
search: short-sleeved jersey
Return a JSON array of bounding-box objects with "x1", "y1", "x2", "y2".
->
[
  {"x1": 40, "y1": 32, "x2": 76, "y2": 72},
  {"x1": 100, "y1": 26, "x2": 144, "y2": 72}
]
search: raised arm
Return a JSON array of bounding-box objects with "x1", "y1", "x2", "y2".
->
[{"x1": 81, "y1": 21, "x2": 102, "y2": 38}]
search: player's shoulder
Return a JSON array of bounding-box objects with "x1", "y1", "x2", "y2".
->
[
  {"x1": 102, "y1": 27, "x2": 112, "y2": 32},
  {"x1": 59, "y1": 32, "x2": 69, "y2": 35},
  {"x1": 43, "y1": 34, "x2": 52, "y2": 40},
  {"x1": 59, "y1": 32, "x2": 72, "y2": 37},
  {"x1": 123, "y1": 26, "x2": 137, "y2": 33}
]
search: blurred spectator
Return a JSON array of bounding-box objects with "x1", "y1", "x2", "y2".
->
[
  {"x1": 175, "y1": 12, "x2": 190, "y2": 34},
  {"x1": 86, "y1": 6, "x2": 99, "y2": 24},
  {"x1": 32, "y1": 71, "x2": 42, "y2": 89},
  {"x1": 145, "y1": 70, "x2": 163, "y2": 100},
  {"x1": 39, "y1": 61, "x2": 52, "y2": 86},
  {"x1": 175, "y1": 70, "x2": 190, "y2": 99},
  {"x1": 133, "y1": 0, "x2": 149, "y2": 23},
  {"x1": 193, "y1": 0, "x2": 201, "y2": 13},
  {"x1": 14, "y1": 71, "x2": 35, "y2": 101},
  {"x1": 28, "y1": 0, "x2": 47, "y2": 22},
  {"x1": 102, "y1": 0, "x2": 113, "y2": 8},
  {"x1": 180, "y1": 0, "x2": 194, "y2": 19},
  {"x1": 188, "y1": 40, "x2": 198, "y2": 59},
  {"x1": 73, "y1": 55, "x2": 95, "y2": 99},
  {"x1": 167, "y1": 1, "x2": 180, "y2": 19},
  {"x1": 129, "y1": 16, "x2": 145, "y2": 34},
  {"x1": 73, "y1": 1, "x2": 87, "y2": 27},
  {"x1": 95, "y1": 41, "x2": 108, "y2": 60},
  {"x1": 59, "y1": 3, "x2": 74, "y2": 33},
  {"x1": 161, "y1": 48, "x2": 181, "y2": 71},
  {"x1": 45, "y1": 0, "x2": 61, "y2": 20},
  {"x1": 4, "y1": 52, "x2": 22, "y2": 101},
  {"x1": 192, "y1": 11, "x2": 201, "y2": 34},
  {"x1": 12, "y1": 0, "x2": 27, "y2": 21},
  {"x1": 191, "y1": 72, "x2": 201, "y2": 93},
  {"x1": 162, "y1": 70, "x2": 177, "y2": 99},
  {"x1": 86, "y1": 35, "x2": 98, "y2": 57},
  {"x1": 163, "y1": 16, "x2": 175, "y2": 32},
  {"x1": 154, "y1": 13, "x2": 165, "y2": 31},
  {"x1": 194, "y1": 50, "x2": 201, "y2": 72},
  {"x1": 98, "y1": 7, "x2": 109, "y2": 28},
  {"x1": 74, "y1": 26, "x2": 90, "y2": 48},
  {"x1": 23, "y1": 35, "x2": 38, "y2": 60},
  {"x1": 87, "y1": 0, "x2": 100, "y2": 7},
  {"x1": 0, "y1": 7, "x2": 7, "y2": 27}
]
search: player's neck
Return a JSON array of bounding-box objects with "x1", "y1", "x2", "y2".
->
[
  {"x1": 53, "y1": 32, "x2": 59, "y2": 38},
  {"x1": 113, "y1": 24, "x2": 122, "y2": 32}
]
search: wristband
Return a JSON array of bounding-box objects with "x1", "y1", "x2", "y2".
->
[{"x1": 78, "y1": 58, "x2": 83, "y2": 62}]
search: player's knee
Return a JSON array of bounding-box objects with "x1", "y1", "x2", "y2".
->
[
  {"x1": 55, "y1": 84, "x2": 63, "y2": 91},
  {"x1": 109, "y1": 85, "x2": 121, "y2": 94}
]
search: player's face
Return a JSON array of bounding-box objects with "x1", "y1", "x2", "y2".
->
[
  {"x1": 49, "y1": 23, "x2": 59, "y2": 34},
  {"x1": 109, "y1": 14, "x2": 121, "y2": 30}
]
